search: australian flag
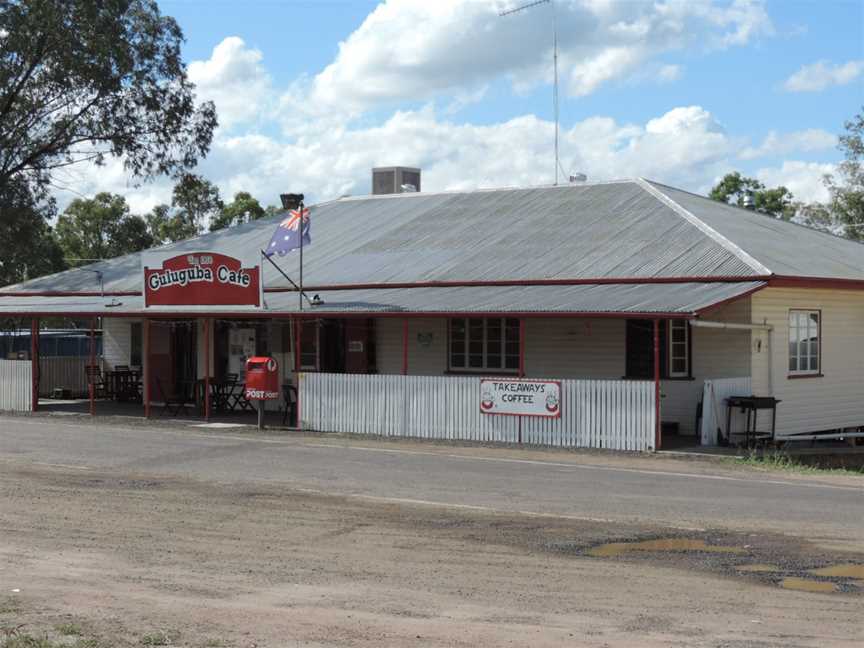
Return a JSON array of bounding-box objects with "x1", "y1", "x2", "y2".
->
[{"x1": 265, "y1": 206, "x2": 311, "y2": 257}]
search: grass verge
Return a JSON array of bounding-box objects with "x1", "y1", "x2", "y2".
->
[{"x1": 726, "y1": 450, "x2": 864, "y2": 476}]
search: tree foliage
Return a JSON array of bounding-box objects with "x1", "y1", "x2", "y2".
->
[
  {"x1": 210, "y1": 191, "x2": 267, "y2": 231},
  {"x1": 0, "y1": 0, "x2": 216, "y2": 192},
  {"x1": 0, "y1": 178, "x2": 65, "y2": 286},
  {"x1": 824, "y1": 107, "x2": 864, "y2": 241},
  {"x1": 709, "y1": 172, "x2": 795, "y2": 220},
  {"x1": 169, "y1": 173, "x2": 222, "y2": 238},
  {"x1": 0, "y1": 0, "x2": 217, "y2": 286},
  {"x1": 55, "y1": 192, "x2": 153, "y2": 265}
]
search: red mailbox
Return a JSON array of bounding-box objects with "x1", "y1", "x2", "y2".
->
[{"x1": 244, "y1": 356, "x2": 279, "y2": 401}]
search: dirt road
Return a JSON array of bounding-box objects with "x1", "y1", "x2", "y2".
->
[{"x1": 0, "y1": 417, "x2": 862, "y2": 646}]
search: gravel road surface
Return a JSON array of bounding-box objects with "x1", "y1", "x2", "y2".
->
[{"x1": 0, "y1": 414, "x2": 861, "y2": 647}]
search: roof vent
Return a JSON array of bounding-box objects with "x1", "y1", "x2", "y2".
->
[{"x1": 372, "y1": 167, "x2": 421, "y2": 195}]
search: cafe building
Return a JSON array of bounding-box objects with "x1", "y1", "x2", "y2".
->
[{"x1": 1, "y1": 172, "x2": 862, "y2": 451}]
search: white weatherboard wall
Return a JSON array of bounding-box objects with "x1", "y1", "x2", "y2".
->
[
  {"x1": 377, "y1": 309, "x2": 753, "y2": 436},
  {"x1": 525, "y1": 318, "x2": 625, "y2": 378},
  {"x1": 377, "y1": 318, "x2": 447, "y2": 375},
  {"x1": 0, "y1": 359, "x2": 31, "y2": 411},
  {"x1": 299, "y1": 372, "x2": 655, "y2": 451},
  {"x1": 103, "y1": 317, "x2": 139, "y2": 369},
  {"x1": 665, "y1": 298, "x2": 752, "y2": 434},
  {"x1": 751, "y1": 287, "x2": 864, "y2": 436}
]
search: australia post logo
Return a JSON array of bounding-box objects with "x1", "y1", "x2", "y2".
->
[{"x1": 144, "y1": 252, "x2": 260, "y2": 307}]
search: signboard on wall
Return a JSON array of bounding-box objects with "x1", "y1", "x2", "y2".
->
[
  {"x1": 143, "y1": 252, "x2": 261, "y2": 308},
  {"x1": 479, "y1": 378, "x2": 561, "y2": 418}
]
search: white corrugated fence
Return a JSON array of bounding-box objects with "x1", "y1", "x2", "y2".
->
[
  {"x1": 700, "y1": 377, "x2": 752, "y2": 445},
  {"x1": 0, "y1": 359, "x2": 32, "y2": 412},
  {"x1": 299, "y1": 373, "x2": 655, "y2": 451}
]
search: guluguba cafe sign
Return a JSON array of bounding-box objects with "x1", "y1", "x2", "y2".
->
[
  {"x1": 479, "y1": 378, "x2": 561, "y2": 418},
  {"x1": 143, "y1": 252, "x2": 261, "y2": 307}
]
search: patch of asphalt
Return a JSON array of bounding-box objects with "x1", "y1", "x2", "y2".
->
[{"x1": 547, "y1": 529, "x2": 864, "y2": 596}]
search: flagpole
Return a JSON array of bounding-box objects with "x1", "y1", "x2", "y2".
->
[
  {"x1": 299, "y1": 199, "x2": 304, "y2": 312},
  {"x1": 260, "y1": 249, "x2": 314, "y2": 307}
]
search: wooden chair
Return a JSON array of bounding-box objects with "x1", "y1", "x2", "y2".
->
[
  {"x1": 155, "y1": 377, "x2": 190, "y2": 417},
  {"x1": 225, "y1": 373, "x2": 253, "y2": 412},
  {"x1": 112, "y1": 365, "x2": 133, "y2": 401}
]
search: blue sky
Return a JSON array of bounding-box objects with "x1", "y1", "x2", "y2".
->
[{"x1": 62, "y1": 0, "x2": 864, "y2": 213}]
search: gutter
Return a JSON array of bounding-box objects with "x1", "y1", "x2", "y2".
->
[{"x1": 689, "y1": 320, "x2": 773, "y2": 331}]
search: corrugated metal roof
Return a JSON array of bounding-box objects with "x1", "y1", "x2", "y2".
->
[
  {"x1": 646, "y1": 181, "x2": 864, "y2": 280},
  {"x1": 1, "y1": 180, "x2": 760, "y2": 294},
  {"x1": 2, "y1": 179, "x2": 860, "y2": 296},
  {"x1": 0, "y1": 281, "x2": 765, "y2": 316}
]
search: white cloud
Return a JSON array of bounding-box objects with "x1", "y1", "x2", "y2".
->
[
  {"x1": 52, "y1": 104, "x2": 744, "y2": 214},
  {"x1": 309, "y1": 0, "x2": 772, "y2": 111},
  {"x1": 187, "y1": 37, "x2": 272, "y2": 128},
  {"x1": 739, "y1": 128, "x2": 836, "y2": 160},
  {"x1": 755, "y1": 160, "x2": 835, "y2": 203},
  {"x1": 657, "y1": 64, "x2": 683, "y2": 83},
  {"x1": 783, "y1": 59, "x2": 864, "y2": 93},
  {"x1": 50, "y1": 3, "x2": 845, "y2": 228},
  {"x1": 52, "y1": 97, "x2": 837, "y2": 227}
]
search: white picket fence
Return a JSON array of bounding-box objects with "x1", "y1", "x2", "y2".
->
[
  {"x1": 700, "y1": 377, "x2": 752, "y2": 445},
  {"x1": 299, "y1": 373, "x2": 656, "y2": 451},
  {"x1": 38, "y1": 356, "x2": 89, "y2": 397},
  {"x1": 0, "y1": 359, "x2": 32, "y2": 412}
]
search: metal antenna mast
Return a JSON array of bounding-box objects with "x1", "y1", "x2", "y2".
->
[{"x1": 499, "y1": 0, "x2": 559, "y2": 185}]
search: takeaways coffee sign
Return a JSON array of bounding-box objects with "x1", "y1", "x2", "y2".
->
[
  {"x1": 143, "y1": 252, "x2": 261, "y2": 308},
  {"x1": 479, "y1": 378, "x2": 562, "y2": 418}
]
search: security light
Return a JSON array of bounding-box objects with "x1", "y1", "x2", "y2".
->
[{"x1": 280, "y1": 193, "x2": 304, "y2": 210}]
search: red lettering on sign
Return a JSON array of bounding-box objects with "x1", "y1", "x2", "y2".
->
[{"x1": 144, "y1": 253, "x2": 260, "y2": 307}]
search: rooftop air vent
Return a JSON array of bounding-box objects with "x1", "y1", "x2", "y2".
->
[{"x1": 372, "y1": 167, "x2": 421, "y2": 195}]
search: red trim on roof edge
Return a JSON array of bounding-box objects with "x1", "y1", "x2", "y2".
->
[
  {"x1": 0, "y1": 290, "x2": 139, "y2": 297},
  {"x1": 693, "y1": 282, "x2": 767, "y2": 316},
  {"x1": 767, "y1": 276, "x2": 864, "y2": 290},
  {"x1": 5, "y1": 274, "x2": 860, "y2": 299},
  {"x1": 0, "y1": 275, "x2": 770, "y2": 297},
  {"x1": 265, "y1": 275, "x2": 771, "y2": 292},
  {"x1": 0, "y1": 310, "x2": 695, "y2": 319}
]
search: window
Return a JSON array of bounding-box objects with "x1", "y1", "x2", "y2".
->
[
  {"x1": 449, "y1": 318, "x2": 520, "y2": 372},
  {"x1": 789, "y1": 310, "x2": 820, "y2": 375},
  {"x1": 667, "y1": 320, "x2": 689, "y2": 377},
  {"x1": 625, "y1": 319, "x2": 690, "y2": 379}
]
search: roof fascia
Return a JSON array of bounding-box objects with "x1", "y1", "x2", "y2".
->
[
  {"x1": 0, "y1": 276, "x2": 769, "y2": 297},
  {"x1": 767, "y1": 276, "x2": 864, "y2": 290},
  {"x1": 693, "y1": 282, "x2": 767, "y2": 315},
  {"x1": 0, "y1": 310, "x2": 696, "y2": 319}
]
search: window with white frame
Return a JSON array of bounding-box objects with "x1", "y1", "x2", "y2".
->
[
  {"x1": 449, "y1": 318, "x2": 520, "y2": 371},
  {"x1": 667, "y1": 320, "x2": 689, "y2": 377},
  {"x1": 788, "y1": 310, "x2": 820, "y2": 375}
]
